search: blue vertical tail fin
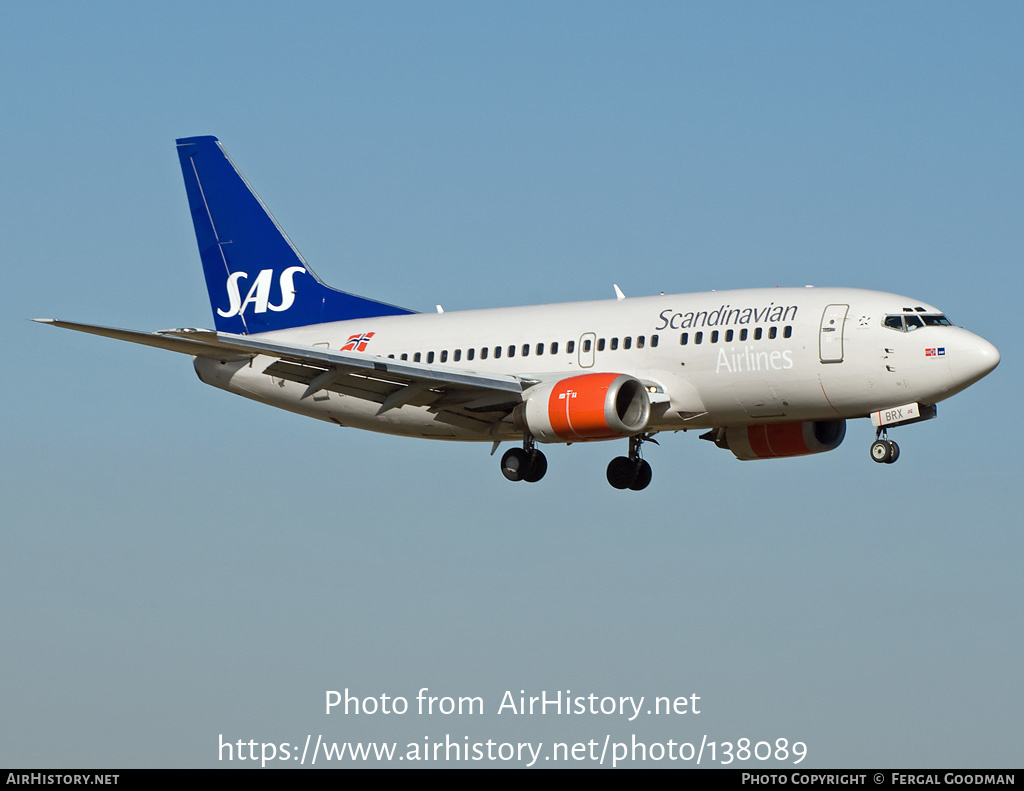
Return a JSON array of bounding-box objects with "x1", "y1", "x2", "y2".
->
[{"x1": 175, "y1": 135, "x2": 414, "y2": 334}]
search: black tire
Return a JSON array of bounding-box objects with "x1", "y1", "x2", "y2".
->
[
  {"x1": 885, "y1": 441, "x2": 900, "y2": 464},
  {"x1": 870, "y1": 440, "x2": 890, "y2": 463},
  {"x1": 607, "y1": 456, "x2": 637, "y2": 489},
  {"x1": 523, "y1": 450, "x2": 547, "y2": 483},
  {"x1": 501, "y1": 448, "x2": 529, "y2": 481},
  {"x1": 629, "y1": 459, "x2": 652, "y2": 490}
]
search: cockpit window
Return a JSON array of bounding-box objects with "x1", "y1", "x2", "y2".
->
[{"x1": 883, "y1": 313, "x2": 954, "y2": 332}]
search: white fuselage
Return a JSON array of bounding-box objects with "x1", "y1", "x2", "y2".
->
[{"x1": 194, "y1": 286, "x2": 998, "y2": 442}]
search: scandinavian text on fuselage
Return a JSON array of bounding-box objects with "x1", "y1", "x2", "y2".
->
[{"x1": 656, "y1": 303, "x2": 799, "y2": 331}]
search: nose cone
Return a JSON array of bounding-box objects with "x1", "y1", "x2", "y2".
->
[{"x1": 953, "y1": 335, "x2": 1000, "y2": 388}]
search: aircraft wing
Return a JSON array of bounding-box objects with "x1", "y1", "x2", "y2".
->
[
  {"x1": 35, "y1": 319, "x2": 534, "y2": 431},
  {"x1": 34, "y1": 318, "x2": 253, "y2": 358}
]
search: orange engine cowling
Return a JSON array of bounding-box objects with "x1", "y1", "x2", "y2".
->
[
  {"x1": 722, "y1": 419, "x2": 846, "y2": 460},
  {"x1": 515, "y1": 373, "x2": 651, "y2": 443}
]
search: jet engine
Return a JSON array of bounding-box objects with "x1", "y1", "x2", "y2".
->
[
  {"x1": 707, "y1": 419, "x2": 846, "y2": 460},
  {"x1": 515, "y1": 373, "x2": 651, "y2": 443}
]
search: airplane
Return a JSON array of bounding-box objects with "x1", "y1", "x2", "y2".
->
[{"x1": 36, "y1": 136, "x2": 1000, "y2": 490}]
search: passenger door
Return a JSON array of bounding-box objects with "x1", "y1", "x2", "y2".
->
[{"x1": 819, "y1": 304, "x2": 849, "y2": 363}]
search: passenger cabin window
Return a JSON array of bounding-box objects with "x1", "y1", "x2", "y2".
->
[
  {"x1": 454, "y1": 349, "x2": 461, "y2": 361},
  {"x1": 651, "y1": 335, "x2": 659, "y2": 347},
  {"x1": 598, "y1": 338, "x2": 606, "y2": 352},
  {"x1": 414, "y1": 352, "x2": 421, "y2": 362},
  {"x1": 695, "y1": 332, "x2": 703, "y2": 344},
  {"x1": 624, "y1": 337, "x2": 632, "y2": 350},
  {"x1": 508, "y1": 345, "x2": 515, "y2": 358},
  {"x1": 784, "y1": 326, "x2": 792, "y2": 338},
  {"x1": 769, "y1": 327, "x2": 777, "y2": 340},
  {"x1": 740, "y1": 329, "x2": 748, "y2": 341},
  {"x1": 637, "y1": 336, "x2": 645, "y2": 349},
  {"x1": 440, "y1": 350, "x2": 448, "y2": 362},
  {"x1": 551, "y1": 341, "x2": 559, "y2": 354},
  {"x1": 467, "y1": 348, "x2": 475, "y2": 361},
  {"x1": 567, "y1": 340, "x2": 575, "y2": 353},
  {"x1": 536, "y1": 343, "x2": 544, "y2": 355},
  {"x1": 754, "y1": 328, "x2": 763, "y2": 341},
  {"x1": 725, "y1": 329, "x2": 734, "y2": 342},
  {"x1": 427, "y1": 351, "x2": 435, "y2": 363},
  {"x1": 680, "y1": 333, "x2": 688, "y2": 345},
  {"x1": 610, "y1": 338, "x2": 619, "y2": 351},
  {"x1": 711, "y1": 331, "x2": 719, "y2": 343},
  {"x1": 582, "y1": 339, "x2": 591, "y2": 353},
  {"x1": 494, "y1": 346, "x2": 502, "y2": 359},
  {"x1": 481, "y1": 347, "x2": 488, "y2": 360}
]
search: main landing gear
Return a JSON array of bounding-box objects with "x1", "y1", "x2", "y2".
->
[
  {"x1": 499, "y1": 433, "x2": 658, "y2": 489},
  {"x1": 500, "y1": 437, "x2": 547, "y2": 483},
  {"x1": 606, "y1": 434, "x2": 656, "y2": 491},
  {"x1": 870, "y1": 428, "x2": 900, "y2": 464}
]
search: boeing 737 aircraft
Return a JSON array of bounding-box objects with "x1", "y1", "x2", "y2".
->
[{"x1": 37, "y1": 136, "x2": 1000, "y2": 490}]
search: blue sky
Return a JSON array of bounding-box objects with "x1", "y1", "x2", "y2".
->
[{"x1": 2, "y1": 1, "x2": 1021, "y2": 768}]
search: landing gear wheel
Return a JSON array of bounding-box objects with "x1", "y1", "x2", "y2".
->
[
  {"x1": 501, "y1": 443, "x2": 547, "y2": 483},
  {"x1": 884, "y1": 441, "x2": 900, "y2": 464},
  {"x1": 607, "y1": 456, "x2": 638, "y2": 489},
  {"x1": 523, "y1": 450, "x2": 547, "y2": 482},
  {"x1": 501, "y1": 448, "x2": 530, "y2": 481},
  {"x1": 629, "y1": 459, "x2": 652, "y2": 491},
  {"x1": 870, "y1": 440, "x2": 891, "y2": 463}
]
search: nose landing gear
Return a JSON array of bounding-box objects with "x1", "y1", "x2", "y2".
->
[
  {"x1": 870, "y1": 428, "x2": 900, "y2": 464},
  {"x1": 606, "y1": 434, "x2": 656, "y2": 490}
]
